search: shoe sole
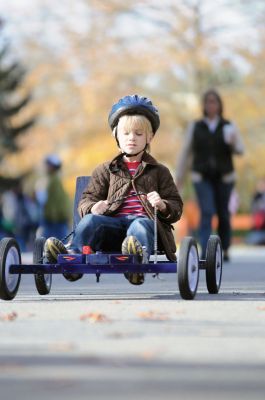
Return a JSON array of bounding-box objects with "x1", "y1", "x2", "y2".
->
[
  {"x1": 45, "y1": 237, "x2": 67, "y2": 263},
  {"x1": 122, "y1": 236, "x2": 145, "y2": 286},
  {"x1": 63, "y1": 273, "x2": 83, "y2": 282},
  {"x1": 45, "y1": 238, "x2": 83, "y2": 281}
]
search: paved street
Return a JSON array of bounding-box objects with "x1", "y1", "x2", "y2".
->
[{"x1": 0, "y1": 245, "x2": 265, "y2": 400}]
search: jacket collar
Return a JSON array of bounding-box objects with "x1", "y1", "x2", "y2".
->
[{"x1": 109, "y1": 151, "x2": 158, "y2": 173}]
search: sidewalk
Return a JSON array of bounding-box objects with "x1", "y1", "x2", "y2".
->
[{"x1": 229, "y1": 244, "x2": 265, "y2": 259}]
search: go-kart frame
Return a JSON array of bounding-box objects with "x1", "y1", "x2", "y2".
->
[{"x1": 0, "y1": 176, "x2": 223, "y2": 301}]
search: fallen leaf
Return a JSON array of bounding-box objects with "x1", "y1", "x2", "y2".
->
[
  {"x1": 0, "y1": 312, "x2": 18, "y2": 321},
  {"x1": 137, "y1": 311, "x2": 170, "y2": 321},
  {"x1": 48, "y1": 342, "x2": 75, "y2": 351},
  {"x1": 140, "y1": 350, "x2": 157, "y2": 360},
  {"x1": 80, "y1": 312, "x2": 111, "y2": 323}
]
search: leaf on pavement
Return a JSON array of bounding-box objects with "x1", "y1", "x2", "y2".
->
[
  {"x1": 140, "y1": 350, "x2": 157, "y2": 360},
  {"x1": 48, "y1": 342, "x2": 75, "y2": 351},
  {"x1": 0, "y1": 311, "x2": 18, "y2": 321},
  {"x1": 80, "y1": 312, "x2": 111, "y2": 323},
  {"x1": 137, "y1": 311, "x2": 170, "y2": 321}
]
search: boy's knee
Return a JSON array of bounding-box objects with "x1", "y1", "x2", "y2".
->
[
  {"x1": 76, "y1": 213, "x2": 98, "y2": 232},
  {"x1": 128, "y1": 218, "x2": 153, "y2": 234}
]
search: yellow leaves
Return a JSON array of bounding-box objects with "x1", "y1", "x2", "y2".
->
[
  {"x1": 63, "y1": 134, "x2": 116, "y2": 196},
  {"x1": 1, "y1": 0, "x2": 264, "y2": 214}
]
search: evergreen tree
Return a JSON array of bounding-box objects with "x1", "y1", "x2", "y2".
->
[{"x1": 0, "y1": 26, "x2": 35, "y2": 162}]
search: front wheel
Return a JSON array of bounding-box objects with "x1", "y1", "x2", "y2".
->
[
  {"x1": 177, "y1": 237, "x2": 199, "y2": 300},
  {"x1": 0, "y1": 238, "x2": 21, "y2": 300},
  {"x1": 34, "y1": 237, "x2": 52, "y2": 295},
  {"x1": 206, "y1": 235, "x2": 222, "y2": 294}
]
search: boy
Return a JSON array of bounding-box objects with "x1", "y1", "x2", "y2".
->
[{"x1": 45, "y1": 95, "x2": 183, "y2": 284}]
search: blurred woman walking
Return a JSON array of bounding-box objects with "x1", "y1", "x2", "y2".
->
[{"x1": 176, "y1": 89, "x2": 244, "y2": 261}]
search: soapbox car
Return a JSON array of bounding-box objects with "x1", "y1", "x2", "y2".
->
[{"x1": 0, "y1": 177, "x2": 223, "y2": 301}]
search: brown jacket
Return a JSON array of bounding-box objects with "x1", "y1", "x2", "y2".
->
[{"x1": 78, "y1": 152, "x2": 183, "y2": 261}]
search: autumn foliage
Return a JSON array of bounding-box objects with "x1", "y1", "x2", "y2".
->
[{"x1": 0, "y1": 1, "x2": 264, "y2": 212}]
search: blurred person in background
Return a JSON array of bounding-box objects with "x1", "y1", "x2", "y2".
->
[
  {"x1": 0, "y1": 190, "x2": 16, "y2": 239},
  {"x1": 176, "y1": 89, "x2": 244, "y2": 261},
  {"x1": 1, "y1": 183, "x2": 39, "y2": 250},
  {"x1": 246, "y1": 177, "x2": 265, "y2": 245},
  {"x1": 36, "y1": 155, "x2": 71, "y2": 240}
]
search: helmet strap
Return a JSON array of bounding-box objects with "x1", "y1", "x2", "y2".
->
[{"x1": 114, "y1": 127, "x2": 120, "y2": 148}]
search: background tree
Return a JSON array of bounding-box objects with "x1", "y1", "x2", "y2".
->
[
  {"x1": 0, "y1": 1, "x2": 264, "y2": 211},
  {"x1": 0, "y1": 20, "x2": 35, "y2": 188}
]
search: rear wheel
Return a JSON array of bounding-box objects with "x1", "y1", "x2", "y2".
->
[
  {"x1": 34, "y1": 237, "x2": 52, "y2": 295},
  {"x1": 206, "y1": 235, "x2": 222, "y2": 294},
  {"x1": 178, "y1": 237, "x2": 199, "y2": 300},
  {"x1": 0, "y1": 238, "x2": 21, "y2": 300}
]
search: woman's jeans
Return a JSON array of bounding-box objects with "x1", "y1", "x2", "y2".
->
[
  {"x1": 193, "y1": 180, "x2": 234, "y2": 258},
  {"x1": 71, "y1": 214, "x2": 154, "y2": 256}
]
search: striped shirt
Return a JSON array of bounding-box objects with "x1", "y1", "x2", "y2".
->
[{"x1": 114, "y1": 161, "x2": 148, "y2": 218}]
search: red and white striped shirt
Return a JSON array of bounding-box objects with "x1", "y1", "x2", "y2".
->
[{"x1": 114, "y1": 161, "x2": 148, "y2": 218}]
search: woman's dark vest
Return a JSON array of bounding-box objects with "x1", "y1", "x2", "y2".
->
[{"x1": 192, "y1": 118, "x2": 234, "y2": 180}]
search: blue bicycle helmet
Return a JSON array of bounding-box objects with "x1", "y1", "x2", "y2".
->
[{"x1": 108, "y1": 95, "x2": 160, "y2": 134}]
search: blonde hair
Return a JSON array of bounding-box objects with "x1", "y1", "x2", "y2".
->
[{"x1": 114, "y1": 115, "x2": 154, "y2": 150}]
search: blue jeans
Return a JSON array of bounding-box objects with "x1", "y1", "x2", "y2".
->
[
  {"x1": 193, "y1": 180, "x2": 234, "y2": 258},
  {"x1": 71, "y1": 214, "x2": 154, "y2": 256}
]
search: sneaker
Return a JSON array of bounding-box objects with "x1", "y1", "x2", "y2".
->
[
  {"x1": 121, "y1": 236, "x2": 145, "y2": 285},
  {"x1": 44, "y1": 237, "x2": 67, "y2": 263},
  {"x1": 44, "y1": 237, "x2": 83, "y2": 282}
]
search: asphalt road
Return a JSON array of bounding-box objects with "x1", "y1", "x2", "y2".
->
[{"x1": 0, "y1": 245, "x2": 265, "y2": 400}]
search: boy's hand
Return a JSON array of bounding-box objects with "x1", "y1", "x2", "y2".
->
[
  {"x1": 147, "y1": 191, "x2": 167, "y2": 213},
  {"x1": 91, "y1": 200, "x2": 109, "y2": 215}
]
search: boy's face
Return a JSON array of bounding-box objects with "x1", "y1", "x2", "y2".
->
[
  {"x1": 117, "y1": 127, "x2": 150, "y2": 155},
  {"x1": 117, "y1": 116, "x2": 153, "y2": 155}
]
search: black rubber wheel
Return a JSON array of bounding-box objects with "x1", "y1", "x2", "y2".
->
[
  {"x1": 206, "y1": 235, "x2": 223, "y2": 294},
  {"x1": 0, "y1": 238, "x2": 21, "y2": 300},
  {"x1": 178, "y1": 237, "x2": 199, "y2": 300},
  {"x1": 34, "y1": 237, "x2": 52, "y2": 295}
]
